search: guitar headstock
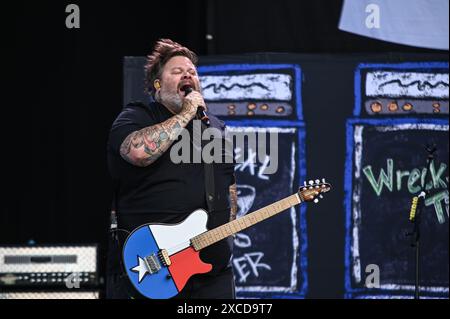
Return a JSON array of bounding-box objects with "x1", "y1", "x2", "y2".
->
[{"x1": 298, "y1": 178, "x2": 332, "y2": 203}]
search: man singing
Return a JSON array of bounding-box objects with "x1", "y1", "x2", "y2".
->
[{"x1": 106, "y1": 39, "x2": 237, "y2": 299}]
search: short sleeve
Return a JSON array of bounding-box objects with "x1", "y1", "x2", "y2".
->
[{"x1": 107, "y1": 105, "x2": 156, "y2": 155}]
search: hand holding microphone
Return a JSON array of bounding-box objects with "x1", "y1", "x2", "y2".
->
[{"x1": 181, "y1": 86, "x2": 210, "y2": 126}]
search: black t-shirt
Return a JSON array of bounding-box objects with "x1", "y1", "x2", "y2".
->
[{"x1": 107, "y1": 101, "x2": 235, "y2": 272}]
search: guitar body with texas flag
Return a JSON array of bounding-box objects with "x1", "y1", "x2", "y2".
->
[{"x1": 122, "y1": 179, "x2": 331, "y2": 299}]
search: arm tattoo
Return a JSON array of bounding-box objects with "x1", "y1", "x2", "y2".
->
[
  {"x1": 119, "y1": 111, "x2": 192, "y2": 167},
  {"x1": 229, "y1": 182, "x2": 238, "y2": 221}
]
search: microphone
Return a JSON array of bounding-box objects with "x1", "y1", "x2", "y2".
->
[
  {"x1": 181, "y1": 86, "x2": 210, "y2": 126},
  {"x1": 409, "y1": 191, "x2": 426, "y2": 222},
  {"x1": 409, "y1": 196, "x2": 419, "y2": 222}
]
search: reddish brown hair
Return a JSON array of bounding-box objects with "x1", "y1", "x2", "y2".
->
[{"x1": 144, "y1": 39, "x2": 198, "y2": 97}]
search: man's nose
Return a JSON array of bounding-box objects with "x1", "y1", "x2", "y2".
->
[{"x1": 182, "y1": 72, "x2": 192, "y2": 79}]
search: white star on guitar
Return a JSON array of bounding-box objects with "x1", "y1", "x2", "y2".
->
[{"x1": 131, "y1": 256, "x2": 149, "y2": 283}]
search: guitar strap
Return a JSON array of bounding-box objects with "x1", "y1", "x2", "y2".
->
[{"x1": 202, "y1": 121, "x2": 216, "y2": 213}]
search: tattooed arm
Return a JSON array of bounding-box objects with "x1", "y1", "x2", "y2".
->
[
  {"x1": 229, "y1": 181, "x2": 238, "y2": 221},
  {"x1": 119, "y1": 109, "x2": 194, "y2": 167},
  {"x1": 120, "y1": 90, "x2": 205, "y2": 167}
]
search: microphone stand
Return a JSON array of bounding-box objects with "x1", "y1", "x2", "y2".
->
[{"x1": 408, "y1": 143, "x2": 436, "y2": 300}]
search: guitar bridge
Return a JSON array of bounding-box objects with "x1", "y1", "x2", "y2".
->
[{"x1": 158, "y1": 249, "x2": 171, "y2": 266}]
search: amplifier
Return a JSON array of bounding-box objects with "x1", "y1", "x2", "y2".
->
[
  {"x1": 0, "y1": 245, "x2": 99, "y2": 288},
  {"x1": 0, "y1": 291, "x2": 100, "y2": 299}
]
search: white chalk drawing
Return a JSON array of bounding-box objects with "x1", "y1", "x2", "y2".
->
[
  {"x1": 232, "y1": 191, "x2": 274, "y2": 286},
  {"x1": 233, "y1": 252, "x2": 272, "y2": 284},
  {"x1": 235, "y1": 148, "x2": 273, "y2": 181},
  {"x1": 353, "y1": 294, "x2": 448, "y2": 299},
  {"x1": 230, "y1": 127, "x2": 299, "y2": 293},
  {"x1": 232, "y1": 184, "x2": 271, "y2": 283},
  {"x1": 233, "y1": 185, "x2": 256, "y2": 248},
  {"x1": 230, "y1": 127, "x2": 292, "y2": 180},
  {"x1": 234, "y1": 233, "x2": 252, "y2": 248},
  {"x1": 200, "y1": 74, "x2": 292, "y2": 101},
  {"x1": 351, "y1": 123, "x2": 449, "y2": 294},
  {"x1": 236, "y1": 185, "x2": 256, "y2": 219},
  {"x1": 366, "y1": 71, "x2": 449, "y2": 98}
]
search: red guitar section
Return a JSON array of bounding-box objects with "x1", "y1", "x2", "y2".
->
[{"x1": 168, "y1": 247, "x2": 212, "y2": 292}]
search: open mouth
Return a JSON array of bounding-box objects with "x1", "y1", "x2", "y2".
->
[{"x1": 179, "y1": 84, "x2": 194, "y2": 95}]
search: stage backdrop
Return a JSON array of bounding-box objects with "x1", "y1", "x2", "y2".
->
[
  {"x1": 123, "y1": 54, "x2": 448, "y2": 299},
  {"x1": 344, "y1": 62, "x2": 449, "y2": 298}
]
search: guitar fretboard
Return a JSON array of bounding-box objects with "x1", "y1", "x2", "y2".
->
[{"x1": 190, "y1": 193, "x2": 302, "y2": 251}]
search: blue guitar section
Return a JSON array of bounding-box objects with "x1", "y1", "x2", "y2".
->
[{"x1": 122, "y1": 225, "x2": 178, "y2": 299}]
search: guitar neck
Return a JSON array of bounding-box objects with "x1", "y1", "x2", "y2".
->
[{"x1": 190, "y1": 193, "x2": 303, "y2": 251}]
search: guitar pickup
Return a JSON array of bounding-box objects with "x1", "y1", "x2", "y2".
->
[{"x1": 145, "y1": 255, "x2": 161, "y2": 274}]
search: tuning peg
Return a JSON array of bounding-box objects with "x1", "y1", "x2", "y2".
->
[
  {"x1": 309, "y1": 180, "x2": 314, "y2": 185},
  {"x1": 322, "y1": 178, "x2": 326, "y2": 183},
  {"x1": 315, "y1": 179, "x2": 320, "y2": 184},
  {"x1": 319, "y1": 195, "x2": 323, "y2": 199},
  {"x1": 304, "y1": 181, "x2": 307, "y2": 186},
  {"x1": 313, "y1": 198, "x2": 319, "y2": 203}
]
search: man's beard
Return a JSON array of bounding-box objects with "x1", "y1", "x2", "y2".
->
[{"x1": 158, "y1": 89, "x2": 183, "y2": 114}]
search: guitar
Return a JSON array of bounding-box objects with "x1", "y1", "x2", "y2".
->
[{"x1": 122, "y1": 179, "x2": 331, "y2": 299}]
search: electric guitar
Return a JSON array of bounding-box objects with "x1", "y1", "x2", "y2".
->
[{"x1": 122, "y1": 179, "x2": 331, "y2": 299}]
